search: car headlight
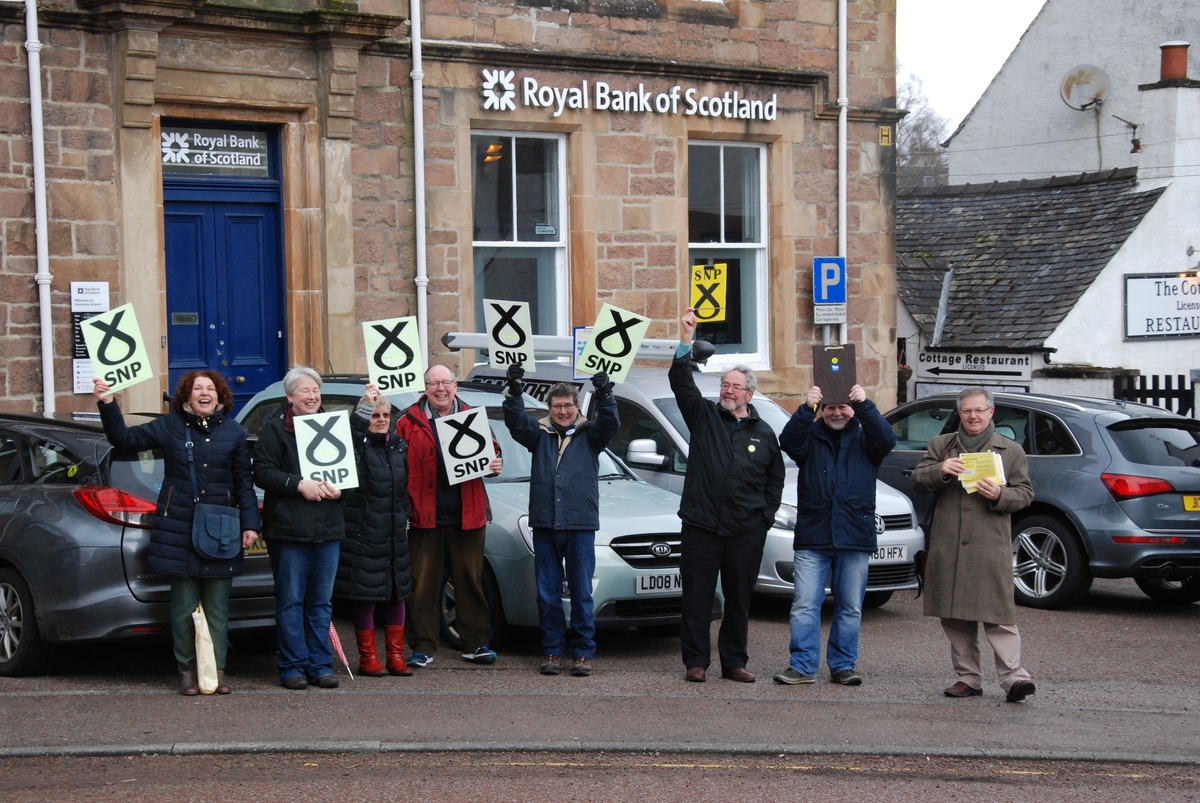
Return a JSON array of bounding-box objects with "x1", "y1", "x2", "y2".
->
[
  {"x1": 517, "y1": 515, "x2": 535, "y2": 555},
  {"x1": 774, "y1": 503, "x2": 797, "y2": 531}
]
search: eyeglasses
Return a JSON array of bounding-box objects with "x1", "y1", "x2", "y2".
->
[
  {"x1": 959, "y1": 407, "x2": 992, "y2": 415},
  {"x1": 370, "y1": 412, "x2": 391, "y2": 419},
  {"x1": 719, "y1": 382, "x2": 748, "y2": 392},
  {"x1": 550, "y1": 403, "x2": 577, "y2": 412},
  {"x1": 425, "y1": 380, "x2": 456, "y2": 388}
]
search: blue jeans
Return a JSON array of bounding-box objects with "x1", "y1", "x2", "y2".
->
[
  {"x1": 533, "y1": 529, "x2": 596, "y2": 659},
  {"x1": 788, "y1": 548, "x2": 870, "y2": 676},
  {"x1": 268, "y1": 539, "x2": 340, "y2": 682}
]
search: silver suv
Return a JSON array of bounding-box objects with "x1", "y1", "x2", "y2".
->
[
  {"x1": 882, "y1": 392, "x2": 1200, "y2": 608},
  {"x1": 453, "y1": 333, "x2": 922, "y2": 608}
]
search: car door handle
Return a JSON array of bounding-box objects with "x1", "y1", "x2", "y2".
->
[{"x1": 901, "y1": 469, "x2": 914, "y2": 477}]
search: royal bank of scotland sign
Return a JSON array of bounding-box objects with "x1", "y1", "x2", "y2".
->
[{"x1": 480, "y1": 68, "x2": 778, "y2": 121}]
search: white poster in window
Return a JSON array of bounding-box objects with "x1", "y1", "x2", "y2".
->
[
  {"x1": 80, "y1": 303, "x2": 154, "y2": 393},
  {"x1": 483, "y1": 299, "x2": 533, "y2": 370},
  {"x1": 435, "y1": 408, "x2": 496, "y2": 486},
  {"x1": 362, "y1": 316, "x2": 424, "y2": 392},
  {"x1": 576, "y1": 304, "x2": 650, "y2": 384},
  {"x1": 294, "y1": 411, "x2": 359, "y2": 490}
]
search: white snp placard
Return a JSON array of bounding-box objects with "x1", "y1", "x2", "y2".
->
[
  {"x1": 363, "y1": 316, "x2": 424, "y2": 392},
  {"x1": 294, "y1": 411, "x2": 359, "y2": 490},
  {"x1": 80, "y1": 303, "x2": 154, "y2": 393},
  {"x1": 435, "y1": 408, "x2": 497, "y2": 486},
  {"x1": 483, "y1": 299, "x2": 534, "y2": 370},
  {"x1": 576, "y1": 303, "x2": 650, "y2": 384}
]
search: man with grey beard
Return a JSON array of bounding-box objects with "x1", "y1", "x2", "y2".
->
[
  {"x1": 774, "y1": 383, "x2": 895, "y2": 687},
  {"x1": 669, "y1": 309, "x2": 785, "y2": 684}
]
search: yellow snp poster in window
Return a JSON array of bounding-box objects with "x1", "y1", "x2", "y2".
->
[
  {"x1": 690, "y1": 262, "x2": 727, "y2": 323},
  {"x1": 959, "y1": 451, "x2": 1007, "y2": 494}
]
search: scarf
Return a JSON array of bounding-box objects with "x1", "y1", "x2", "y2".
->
[
  {"x1": 181, "y1": 403, "x2": 224, "y2": 433},
  {"x1": 956, "y1": 421, "x2": 995, "y2": 453}
]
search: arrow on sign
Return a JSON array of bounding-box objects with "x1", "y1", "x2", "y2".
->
[{"x1": 925, "y1": 366, "x2": 1025, "y2": 378}]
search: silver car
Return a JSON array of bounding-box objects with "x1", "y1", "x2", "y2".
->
[
  {"x1": 464, "y1": 348, "x2": 923, "y2": 608},
  {"x1": 238, "y1": 378, "x2": 709, "y2": 645},
  {"x1": 0, "y1": 413, "x2": 275, "y2": 677}
]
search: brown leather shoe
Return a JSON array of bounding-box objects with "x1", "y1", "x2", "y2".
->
[
  {"x1": 685, "y1": 667, "x2": 706, "y2": 683},
  {"x1": 215, "y1": 669, "x2": 232, "y2": 695},
  {"x1": 721, "y1": 667, "x2": 756, "y2": 683},
  {"x1": 1006, "y1": 680, "x2": 1036, "y2": 703},
  {"x1": 178, "y1": 662, "x2": 199, "y2": 696},
  {"x1": 944, "y1": 681, "x2": 983, "y2": 698}
]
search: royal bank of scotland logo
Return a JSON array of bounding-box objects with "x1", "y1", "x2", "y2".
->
[
  {"x1": 481, "y1": 69, "x2": 516, "y2": 111},
  {"x1": 161, "y1": 132, "x2": 191, "y2": 163}
]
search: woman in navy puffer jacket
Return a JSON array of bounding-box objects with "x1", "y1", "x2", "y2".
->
[
  {"x1": 334, "y1": 384, "x2": 413, "y2": 677},
  {"x1": 95, "y1": 372, "x2": 260, "y2": 696}
]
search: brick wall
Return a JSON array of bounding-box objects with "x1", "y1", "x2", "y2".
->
[{"x1": 1, "y1": 20, "x2": 116, "y2": 413}]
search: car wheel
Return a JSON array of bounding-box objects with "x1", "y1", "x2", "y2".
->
[
  {"x1": 1134, "y1": 576, "x2": 1200, "y2": 605},
  {"x1": 0, "y1": 568, "x2": 47, "y2": 677},
  {"x1": 439, "y1": 564, "x2": 509, "y2": 650},
  {"x1": 1011, "y1": 515, "x2": 1092, "y2": 610},
  {"x1": 862, "y1": 590, "x2": 893, "y2": 609}
]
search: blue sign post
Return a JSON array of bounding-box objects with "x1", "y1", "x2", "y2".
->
[{"x1": 813, "y1": 256, "x2": 847, "y2": 324}]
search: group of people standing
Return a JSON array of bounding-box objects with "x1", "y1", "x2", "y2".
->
[
  {"x1": 94, "y1": 308, "x2": 1036, "y2": 703},
  {"x1": 669, "y1": 309, "x2": 1036, "y2": 702}
]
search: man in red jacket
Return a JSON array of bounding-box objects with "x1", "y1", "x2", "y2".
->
[{"x1": 396, "y1": 364, "x2": 503, "y2": 667}]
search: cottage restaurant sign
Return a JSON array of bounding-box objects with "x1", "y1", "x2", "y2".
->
[
  {"x1": 1125, "y1": 273, "x2": 1200, "y2": 339},
  {"x1": 481, "y1": 69, "x2": 778, "y2": 121}
]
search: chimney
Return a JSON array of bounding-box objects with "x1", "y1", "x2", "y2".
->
[{"x1": 1160, "y1": 41, "x2": 1190, "y2": 81}]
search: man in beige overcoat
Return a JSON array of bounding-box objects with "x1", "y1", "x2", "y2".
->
[{"x1": 911, "y1": 387, "x2": 1036, "y2": 703}]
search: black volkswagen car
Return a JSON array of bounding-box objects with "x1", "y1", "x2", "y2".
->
[{"x1": 880, "y1": 392, "x2": 1200, "y2": 609}]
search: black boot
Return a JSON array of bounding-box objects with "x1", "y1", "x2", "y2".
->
[{"x1": 178, "y1": 661, "x2": 200, "y2": 696}]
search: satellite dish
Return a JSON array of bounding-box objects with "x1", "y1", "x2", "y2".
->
[{"x1": 1060, "y1": 64, "x2": 1112, "y2": 110}]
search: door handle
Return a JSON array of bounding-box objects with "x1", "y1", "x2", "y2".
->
[
  {"x1": 236, "y1": 376, "x2": 246, "y2": 384},
  {"x1": 901, "y1": 469, "x2": 914, "y2": 477}
]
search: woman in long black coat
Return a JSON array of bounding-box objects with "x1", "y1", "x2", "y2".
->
[
  {"x1": 334, "y1": 383, "x2": 414, "y2": 676},
  {"x1": 94, "y1": 372, "x2": 260, "y2": 695}
]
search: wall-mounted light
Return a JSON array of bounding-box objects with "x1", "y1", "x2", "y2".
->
[{"x1": 483, "y1": 142, "x2": 504, "y2": 163}]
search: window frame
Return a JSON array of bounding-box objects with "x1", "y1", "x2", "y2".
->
[
  {"x1": 470, "y1": 130, "x2": 569, "y2": 338},
  {"x1": 686, "y1": 140, "x2": 770, "y2": 371}
]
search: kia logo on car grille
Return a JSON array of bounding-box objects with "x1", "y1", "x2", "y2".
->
[
  {"x1": 875, "y1": 514, "x2": 885, "y2": 535},
  {"x1": 649, "y1": 541, "x2": 673, "y2": 558}
]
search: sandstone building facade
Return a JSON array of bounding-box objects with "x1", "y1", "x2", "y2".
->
[{"x1": 0, "y1": 0, "x2": 900, "y2": 414}]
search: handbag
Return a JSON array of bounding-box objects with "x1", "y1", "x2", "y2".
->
[
  {"x1": 186, "y1": 430, "x2": 241, "y2": 561},
  {"x1": 913, "y1": 437, "x2": 957, "y2": 598},
  {"x1": 192, "y1": 602, "x2": 219, "y2": 694}
]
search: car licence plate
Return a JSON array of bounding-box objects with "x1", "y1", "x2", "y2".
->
[
  {"x1": 870, "y1": 545, "x2": 907, "y2": 563},
  {"x1": 1184, "y1": 495, "x2": 1200, "y2": 512},
  {"x1": 636, "y1": 572, "x2": 682, "y2": 595}
]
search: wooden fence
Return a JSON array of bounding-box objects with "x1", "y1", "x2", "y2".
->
[{"x1": 1112, "y1": 375, "x2": 1196, "y2": 417}]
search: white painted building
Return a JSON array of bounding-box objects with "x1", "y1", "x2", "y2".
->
[{"x1": 895, "y1": 0, "x2": 1200, "y2": 414}]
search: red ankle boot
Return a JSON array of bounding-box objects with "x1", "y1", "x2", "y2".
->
[
  {"x1": 385, "y1": 625, "x2": 413, "y2": 676},
  {"x1": 354, "y1": 629, "x2": 387, "y2": 676}
]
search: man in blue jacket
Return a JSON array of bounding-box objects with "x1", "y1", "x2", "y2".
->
[
  {"x1": 503, "y1": 364, "x2": 619, "y2": 677},
  {"x1": 774, "y1": 383, "x2": 896, "y2": 686}
]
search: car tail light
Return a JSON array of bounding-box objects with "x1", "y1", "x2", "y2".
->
[
  {"x1": 1112, "y1": 535, "x2": 1187, "y2": 545},
  {"x1": 73, "y1": 485, "x2": 157, "y2": 528},
  {"x1": 1101, "y1": 473, "x2": 1175, "y2": 501}
]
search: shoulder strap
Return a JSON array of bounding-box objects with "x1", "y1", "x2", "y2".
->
[{"x1": 184, "y1": 424, "x2": 200, "y2": 503}]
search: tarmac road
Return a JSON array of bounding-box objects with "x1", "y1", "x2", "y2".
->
[{"x1": 1, "y1": 578, "x2": 1197, "y2": 764}]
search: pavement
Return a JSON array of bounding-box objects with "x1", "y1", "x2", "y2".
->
[{"x1": 2, "y1": 579, "x2": 1198, "y2": 764}]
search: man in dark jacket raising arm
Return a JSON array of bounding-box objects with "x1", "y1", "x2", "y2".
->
[
  {"x1": 773, "y1": 383, "x2": 896, "y2": 687},
  {"x1": 503, "y1": 366, "x2": 619, "y2": 677},
  {"x1": 671, "y1": 309, "x2": 785, "y2": 684}
]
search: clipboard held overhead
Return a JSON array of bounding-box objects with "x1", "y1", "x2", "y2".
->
[{"x1": 812, "y1": 344, "x2": 857, "y2": 404}]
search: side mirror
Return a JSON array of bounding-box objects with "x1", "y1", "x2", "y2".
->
[
  {"x1": 690, "y1": 339, "x2": 716, "y2": 366},
  {"x1": 626, "y1": 439, "x2": 666, "y2": 467}
]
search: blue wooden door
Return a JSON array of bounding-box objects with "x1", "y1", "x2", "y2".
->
[{"x1": 164, "y1": 201, "x2": 284, "y2": 411}]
